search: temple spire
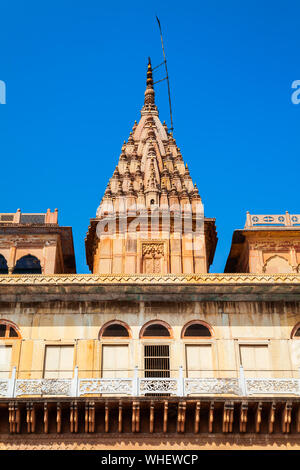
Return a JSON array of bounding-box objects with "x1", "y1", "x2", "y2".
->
[{"x1": 87, "y1": 57, "x2": 217, "y2": 276}]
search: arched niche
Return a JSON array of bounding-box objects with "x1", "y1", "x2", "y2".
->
[
  {"x1": 13, "y1": 255, "x2": 42, "y2": 274},
  {"x1": 0, "y1": 255, "x2": 8, "y2": 274},
  {"x1": 263, "y1": 255, "x2": 293, "y2": 274}
]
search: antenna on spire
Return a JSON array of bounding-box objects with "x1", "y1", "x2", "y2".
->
[{"x1": 153, "y1": 16, "x2": 174, "y2": 133}]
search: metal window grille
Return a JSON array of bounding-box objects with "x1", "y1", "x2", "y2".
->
[{"x1": 144, "y1": 345, "x2": 170, "y2": 378}]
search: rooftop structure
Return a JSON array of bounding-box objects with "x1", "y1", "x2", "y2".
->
[
  {"x1": 0, "y1": 209, "x2": 76, "y2": 274},
  {"x1": 225, "y1": 212, "x2": 300, "y2": 273}
]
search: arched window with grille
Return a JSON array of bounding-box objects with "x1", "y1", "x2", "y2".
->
[
  {"x1": 140, "y1": 321, "x2": 172, "y2": 339},
  {"x1": 181, "y1": 320, "x2": 213, "y2": 338},
  {"x1": 0, "y1": 320, "x2": 21, "y2": 339},
  {"x1": 140, "y1": 321, "x2": 172, "y2": 379},
  {"x1": 99, "y1": 321, "x2": 130, "y2": 339}
]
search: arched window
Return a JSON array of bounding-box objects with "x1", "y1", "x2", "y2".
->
[
  {"x1": 291, "y1": 323, "x2": 300, "y2": 338},
  {"x1": 0, "y1": 255, "x2": 8, "y2": 274},
  {"x1": 140, "y1": 320, "x2": 172, "y2": 338},
  {"x1": 0, "y1": 320, "x2": 20, "y2": 339},
  {"x1": 13, "y1": 255, "x2": 42, "y2": 274},
  {"x1": 99, "y1": 321, "x2": 131, "y2": 379},
  {"x1": 181, "y1": 321, "x2": 213, "y2": 338},
  {"x1": 99, "y1": 321, "x2": 130, "y2": 339},
  {"x1": 182, "y1": 321, "x2": 214, "y2": 379}
]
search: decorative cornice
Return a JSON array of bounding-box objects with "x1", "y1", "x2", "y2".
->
[{"x1": 0, "y1": 273, "x2": 300, "y2": 285}]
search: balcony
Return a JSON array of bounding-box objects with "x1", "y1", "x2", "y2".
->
[{"x1": 0, "y1": 367, "x2": 299, "y2": 398}]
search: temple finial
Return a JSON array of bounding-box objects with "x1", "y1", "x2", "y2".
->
[
  {"x1": 147, "y1": 57, "x2": 153, "y2": 88},
  {"x1": 144, "y1": 57, "x2": 155, "y2": 107}
]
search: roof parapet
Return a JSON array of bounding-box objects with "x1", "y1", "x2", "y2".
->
[
  {"x1": 245, "y1": 211, "x2": 300, "y2": 228},
  {"x1": 0, "y1": 209, "x2": 58, "y2": 225}
]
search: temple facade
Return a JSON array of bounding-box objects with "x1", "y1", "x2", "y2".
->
[{"x1": 0, "y1": 61, "x2": 299, "y2": 450}]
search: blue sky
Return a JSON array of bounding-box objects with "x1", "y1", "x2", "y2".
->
[{"x1": 0, "y1": 0, "x2": 299, "y2": 273}]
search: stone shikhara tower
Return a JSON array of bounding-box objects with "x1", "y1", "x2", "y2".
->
[{"x1": 86, "y1": 59, "x2": 217, "y2": 274}]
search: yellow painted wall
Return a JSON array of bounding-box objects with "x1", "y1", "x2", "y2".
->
[{"x1": 0, "y1": 301, "x2": 299, "y2": 381}]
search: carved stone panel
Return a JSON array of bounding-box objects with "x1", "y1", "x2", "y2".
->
[
  {"x1": 245, "y1": 378, "x2": 299, "y2": 395},
  {"x1": 79, "y1": 379, "x2": 133, "y2": 396},
  {"x1": 0, "y1": 379, "x2": 9, "y2": 397},
  {"x1": 139, "y1": 378, "x2": 178, "y2": 395},
  {"x1": 15, "y1": 379, "x2": 73, "y2": 397},
  {"x1": 142, "y1": 242, "x2": 165, "y2": 274},
  {"x1": 184, "y1": 378, "x2": 240, "y2": 396}
]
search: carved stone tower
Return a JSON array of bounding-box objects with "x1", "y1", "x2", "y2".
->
[{"x1": 86, "y1": 59, "x2": 217, "y2": 274}]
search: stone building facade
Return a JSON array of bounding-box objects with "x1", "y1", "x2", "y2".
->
[{"x1": 0, "y1": 61, "x2": 299, "y2": 450}]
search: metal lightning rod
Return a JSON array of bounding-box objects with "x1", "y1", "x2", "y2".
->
[{"x1": 155, "y1": 16, "x2": 174, "y2": 133}]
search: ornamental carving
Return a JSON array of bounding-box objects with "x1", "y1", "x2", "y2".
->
[
  {"x1": 250, "y1": 241, "x2": 294, "y2": 250},
  {"x1": 1, "y1": 375, "x2": 300, "y2": 398},
  {"x1": 142, "y1": 243, "x2": 165, "y2": 274},
  {"x1": 15, "y1": 379, "x2": 72, "y2": 397},
  {"x1": 0, "y1": 273, "x2": 300, "y2": 284},
  {"x1": 142, "y1": 243, "x2": 164, "y2": 257},
  {"x1": 79, "y1": 379, "x2": 133, "y2": 396},
  {"x1": 184, "y1": 378, "x2": 240, "y2": 395},
  {"x1": 139, "y1": 378, "x2": 178, "y2": 394},
  {"x1": 246, "y1": 378, "x2": 299, "y2": 395},
  {"x1": 0, "y1": 379, "x2": 9, "y2": 397}
]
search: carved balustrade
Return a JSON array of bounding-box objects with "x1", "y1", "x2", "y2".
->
[{"x1": 2, "y1": 367, "x2": 300, "y2": 398}]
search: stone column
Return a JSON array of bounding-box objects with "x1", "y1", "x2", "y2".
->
[
  {"x1": 290, "y1": 246, "x2": 298, "y2": 272},
  {"x1": 8, "y1": 245, "x2": 17, "y2": 274},
  {"x1": 44, "y1": 243, "x2": 57, "y2": 274}
]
